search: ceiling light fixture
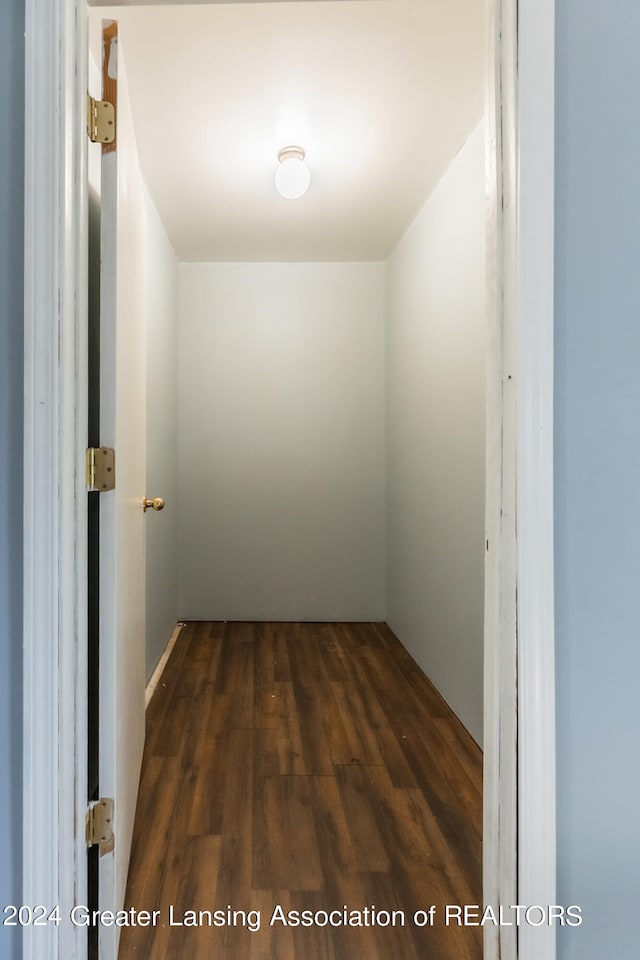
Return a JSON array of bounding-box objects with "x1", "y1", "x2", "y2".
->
[{"x1": 275, "y1": 146, "x2": 310, "y2": 200}]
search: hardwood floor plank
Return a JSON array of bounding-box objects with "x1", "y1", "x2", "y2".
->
[
  {"x1": 334, "y1": 764, "x2": 390, "y2": 872},
  {"x1": 251, "y1": 728, "x2": 281, "y2": 890},
  {"x1": 316, "y1": 623, "x2": 354, "y2": 681},
  {"x1": 330, "y1": 681, "x2": 385, "y2": 765},
  {"x1": 333, "y1": 621, "x2": 370, "y2": 670},
  {"x1": 308, "y1": 775, "x2": 358, "y2": 880},
  {"x1": 214, "y1": 622, "x2": 255, "y2": 728},
  {"x1": 252, "y1": 621, "x2": 275, "y2": 685},
  {"x1": 374, "y1": 724, "x2": 419, "y2": 789},
  {"x1": 122, "y1": 756, "x2": 182, "y2": 914},
  {"x1": 358, "y1": 870, "x2": 422, "y2": 960},
  {"x1": 210, "y1": 726, "x2": 254, "y2": 960},
  {"x1": 253, "y1": 681, "x2": 286, "y2": 730},
  {"x1": 316, "y1": 677, "x2": 354, "y2": 765},
  {"x1": 387, "y1": 714, "x2": 483, "y2": 877},
  {"x1": 256, "y1": 774, "x2": 324, "y2": 891},
  {"x1": 204, "y1": 690, "x2": 233, "y2": 738},
  {"x1": 277, "y1": 681, "x2": 307, "y2": 775},
  {"x1": 287, "y1": 640, "x2": 335, "y2": 775},
  {"x1": 249, "y1": 890, "x2": 295, "y2": 960},
  {"x1": 434, "y1": 716, "x2": 483, "y2": 806},
  {"x1": 280, "y1": 891, "x2": 340, "y2": 960},
  {"x1": 187, "y1": 733, "x2": 230, "y2": 837},
  {"x1": 266, "y1": 622, "x2": 294, "y2": 683},
  {"x1": 170, "y1": 835, "x2": 223, "y2": 957}
]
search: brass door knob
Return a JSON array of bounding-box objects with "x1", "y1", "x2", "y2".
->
[{"x1": 143, "y1": 497, "x2": 165, "y2": 513}]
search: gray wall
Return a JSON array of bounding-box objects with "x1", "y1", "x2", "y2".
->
[
  {"x1": 178, "y1": 262, "x2": 386, "y2": 622},
  {"x1": 386, "y1": 122, "x2": 485, "y2": 744},
  {"x1": 0, "y1": 1, "x2": 24, "y2": 958},
  {"x1": 555, "y1": 1, "x2": 640, "y2": 956}
]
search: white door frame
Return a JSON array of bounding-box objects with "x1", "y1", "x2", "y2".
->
[
  {"x1": 22, "y1": 2, "x2": 555, "y2": 959},
  {"x1": 23, "y1": 1, "x2": 90, "y2": 958},
  {"x1": 484, "y1": 3, "x2": 556, "y2": 959}
]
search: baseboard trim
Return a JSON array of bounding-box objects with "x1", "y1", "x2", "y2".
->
[{"x1": 145, "y1": 622, "x2": 184, "y2": 710}]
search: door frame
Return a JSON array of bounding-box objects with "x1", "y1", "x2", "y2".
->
[
  {"x1": 22, "y1": 2, "x2": 556, "y2": 959},
  {"x1": 484, "y1": 4, "x2": 556, "y2": 959}
]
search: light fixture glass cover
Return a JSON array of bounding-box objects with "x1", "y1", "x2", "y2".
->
[{"x1": 275, "y1": 146, "x2": 310, "y2": 199}]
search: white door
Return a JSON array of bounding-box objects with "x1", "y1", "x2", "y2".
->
[{"x1": 98, "y1": 18, "x2": 147, "y2": 958}]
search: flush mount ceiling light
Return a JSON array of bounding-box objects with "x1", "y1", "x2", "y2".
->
[{"x1": 275, "y1": 145, "x2": 311, "y2": 200}]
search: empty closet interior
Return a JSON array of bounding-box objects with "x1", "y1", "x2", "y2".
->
[{"x1": 90, "y1": 0, "x2": 486, "y2": 745}]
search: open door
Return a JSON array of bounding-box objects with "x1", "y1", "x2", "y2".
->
[{"x1": 88, "y1": 19, "x2": 147, "y2": 959}]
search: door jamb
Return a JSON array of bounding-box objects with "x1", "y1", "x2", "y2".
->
[
  {"x1": 512, "y1": 4, "x2": 557, "y2": 958},
  {"x1": 22, "y1": 2, "x2": 556, "y2": 959},
  {"x1": 484, "y1": 3, "x2": 556, "y2": 959}
]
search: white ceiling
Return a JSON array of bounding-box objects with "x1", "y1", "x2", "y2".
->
[{"x1": 92, "y1": 2, "x2": 485, "y2": 261}]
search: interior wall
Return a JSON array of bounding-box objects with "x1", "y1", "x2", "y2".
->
[
  {"x1": 144, "y1": 186, "x2": 179, "y2": 680},
  {"x1": 385, "y1": 121, "x2": 486, "y2": 744},
  {"x1": 0, "y1": 1, "x2": 24, "y2": 957},
  {"x1": 178, "y1": 261, "x2": 386, "y2": 621},
  {"x1": 555, "y1": 2, "x2": 640, "y2": 956}
]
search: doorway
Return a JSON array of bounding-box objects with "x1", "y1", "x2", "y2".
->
[
  {"x1": 23, "y1": 1, "x2": 556, "y2": 960},
  {"x1": 90, "y1": 3, "x2": 487, "y2": 957}
]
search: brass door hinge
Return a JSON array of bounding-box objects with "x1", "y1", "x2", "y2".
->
[
  {"x1": 86, "y1": 798, "x2": 114, "y2": 848},
  {"x1": 87, "y1": 94, "x2": 115, "y2": 144},
  {"x1": 86, "y1": 447, "x2": 116, "y2": 492}
]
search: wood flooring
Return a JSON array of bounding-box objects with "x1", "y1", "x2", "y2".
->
[{"x1": 117, "y1": 621, "x2": 482, "y2": 959}]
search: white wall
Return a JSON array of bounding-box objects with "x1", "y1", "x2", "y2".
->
[
  {"x1": 386, "y1": 121, "x2": 486, "y2": 744},
  {"x1": 144, "y1": 187, "x2": 179, "y2": 680},
  {"x1": 178, "y1": 262, "x2": 386, "y2": 621}
]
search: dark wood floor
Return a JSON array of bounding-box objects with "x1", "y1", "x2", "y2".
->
[{"x1": 118, "y1": 621, "x2": 482, "y2": 959}]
